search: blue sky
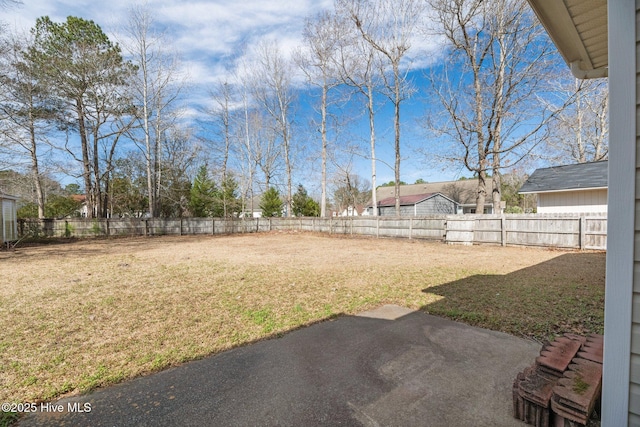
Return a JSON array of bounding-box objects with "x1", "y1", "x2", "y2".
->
[{"x1": 0, "y1": 0, "x2": 555, "y2": 193}]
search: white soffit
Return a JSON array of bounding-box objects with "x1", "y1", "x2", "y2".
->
[{"x1": 527, "y1": 0, "x2": 608, "y2": 79}]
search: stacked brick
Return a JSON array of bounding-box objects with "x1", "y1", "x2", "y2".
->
[{"x1": 513, "y1": 333, "x2": 603, "y2": 427}]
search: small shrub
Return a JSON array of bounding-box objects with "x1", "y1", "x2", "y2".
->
[
  {"x1": 91, "y1": 220, "x2": 102, "y2": 236},
  {"x1": 64, "y1": 221, "x2": 75, "y2": 238}
]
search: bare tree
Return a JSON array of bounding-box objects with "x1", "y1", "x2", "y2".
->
[
  {"x1": 204, "y1": 80, "x2": 238, "y2": 217},
  {"x1": 250, "y1": 110, "x2": 282, "y2": 191},
  {"x1": 295, "y1": 11, "x2": 345, "y2": 218},
  {"x1": 0, "y1": 32, "x2": 55, "y2": 218},
  {"x1": 428, "y1": 0, "x2": 566, "y2": 213},
  {"x1": 158, "y1": 127, "x2": 197, "y2": 217},
  {"x1": 236, "y1": 74, "x2": 259, "y2": 217},
  {"x1": 333, "y1": 9, "x2": 383, "y2": 216},
  {"x1": 252, "y1": 40, "x2": 295, "y2": 217},
  {"x1": 230, "y1": 58, "x2": 283, "y2": 218},
  {"x1": 332, "y1": 169, "x2": 371, "y2": 216},
  {"x1": 546, "y1": 79, "x2": 608, "y2": 164},
  {"x1": 337, "y1": 0, "x2": 424, "y2": 216},
  {"x1": 120, "y1": 3, "x2": 185, "y2": 217}
]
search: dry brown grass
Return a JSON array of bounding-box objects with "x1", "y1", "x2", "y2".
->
[{"x1": 0, "y1": 232, "x2": 605, "y2": 404}]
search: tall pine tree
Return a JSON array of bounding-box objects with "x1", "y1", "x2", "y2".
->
[{"x1": 189, "y1": 165, "x2": 216, "y2": 217}]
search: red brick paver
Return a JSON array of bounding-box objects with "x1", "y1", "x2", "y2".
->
[{"x1": 513, "y1": 334, "x2": 603, "y2": 427}]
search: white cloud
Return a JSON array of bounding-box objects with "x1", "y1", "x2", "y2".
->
[
  {"x1": 1, "y1": 1, "x2": 442, "y2": 88},
  {"x1": 0, "y1": 0, "x2": 445, "y2": 152}
]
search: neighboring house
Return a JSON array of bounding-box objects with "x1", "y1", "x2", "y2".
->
[
  {"x1": 1, "y1": 192, "x2": 18, "y2": 243},
  {"x1": 334, "y1": 205, "x2": 366, "y2": 217},
  {"x1": 518, "y1": 161, "x2": 608, "y2": 214},
  {"x1": 370, "y1": 180, "x2": 502, "y2": 214},
  {"x1": 71, "y1": 195, "x2": 113, "y2": 219},
  {"x1": 371, "y1": 192, "x2": 458, "y2": 217},
  {"x1": 71, "y1": 194, "x2": 88, "y2": 218},
  {"x1": 239, "y1": 194, "x2": 263, "y2": 218},
  {"x1": 526, "y1": 1, "x2": 638, "y2": 424}
]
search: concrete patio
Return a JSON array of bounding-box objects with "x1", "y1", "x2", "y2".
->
[{"x1": 19, "y1": 305, "x2": 539, "y2": 426}]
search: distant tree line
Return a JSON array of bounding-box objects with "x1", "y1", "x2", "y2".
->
[{"x1": 0, "y1": 0, "x2": 607, "y2": 219}]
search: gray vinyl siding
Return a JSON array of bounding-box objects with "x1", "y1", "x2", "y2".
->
[
  {"x1": 378, "y1": 205, "x2": 415, "y2": 216},
  {"x1": 416, "y1": 194, "x2": 456, "y2": 215},
  {"x1": 378, "y1": 205, "x2": 397, "y2": 216},
  {"x1": 631, "y1": 2, "x2": 640, "y2": 421}
]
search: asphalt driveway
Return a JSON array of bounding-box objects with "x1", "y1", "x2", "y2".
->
[{"x1": 19, "y1": 305, "x2": 539, "y2": 426}]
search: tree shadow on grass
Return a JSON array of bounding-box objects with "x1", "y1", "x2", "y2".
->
[{"x1": 420, "y1": 252, "x2": 606, "y2": 343}]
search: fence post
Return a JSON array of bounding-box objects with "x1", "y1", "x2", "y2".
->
[
  {"x1": 580, "y1": 216, "x2": 586, "y2": 250},
  {"x1": 501, "y1": 215, "x2": 506, "y2": 247},
  {"x1": 444, "y1": 219, "x2": 448, "y2": 243},
  {"x1": 409, "y1": 217, "x2": 413, "y2": 239},
  {"x1": 180, "y1": 218, "x2": 183, "y2": 236}
]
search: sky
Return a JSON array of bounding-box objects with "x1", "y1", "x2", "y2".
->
[{"x1": 0, "y1": 0, "x2": 560, "y2": 195}]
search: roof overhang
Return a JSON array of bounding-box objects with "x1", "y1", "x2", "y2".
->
[
  {"x1": 0, "y1": 193, "x2": 18, "y2": 201},
  {"x1": 519, "y1": 186, "x2": 608, "y2": 195},
  {"x1": 527, "y1": 0, "x2": 608, "y2": 79}
]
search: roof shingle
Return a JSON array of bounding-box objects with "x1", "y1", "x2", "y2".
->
[
  {"x1": 376, "y1": 193, "x2": 437, "y2": 207},
  {"x1": 519, "y1": 161, "x2": 608, "y2": 193}
]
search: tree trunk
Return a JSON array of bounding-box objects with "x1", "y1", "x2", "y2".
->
[
  {"x1": 492, "y1": 166, "x2": 501, "y2": 214},
  {"x1": 153, "y1": 112, "x2": 162, "y2": 216},
  {"x1": 368, "y1": 84, "x2": 377, "y2": 216},
  {"x1": 474, "y1": 69, "x2": 485, "y2": 214},
  {"x1": 280, "y1": 106, "x2": 292, "y2": 218},
  {"x1": 93, "y1": 126, "x2": 102, "y2": 218},
  {"x1": 76, "y1": 99, "x2": 94, "y2": 218},
  {"x1": 492, "y1": 23, "x2": 506, "y2": 215},
  {"x1": 393, "y1": 63, "x2": 401, "y2": 217},
  {"x1": 476, "y1": 169, "x2": 487, "y2": 214},
  {"x1": 27, "y1": 109, "x2": 45, "y2": 218},
  {"x1": 321, "y1": 83, "x2": 328, "y2": 217}
]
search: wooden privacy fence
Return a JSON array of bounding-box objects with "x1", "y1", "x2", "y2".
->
[
  {"x1": 17, "y1": 214, "x2": 607, "y2": 250},
  {"x1": 445, "y1": 214, "x2": 606, "y2": 250}
]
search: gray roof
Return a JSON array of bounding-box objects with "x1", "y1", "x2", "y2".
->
[
  {"x1": 375, "y1": 179, "x2": 481, "y2": 206},
  {"x1": 375, "y1": 192, "x2": 458, "y2": 208},
  {"x1": 519, "y1": 161, "x2": 608, "y2": 194}
]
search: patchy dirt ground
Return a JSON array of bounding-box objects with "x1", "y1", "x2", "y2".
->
[{"x1": 0, "y1": 232, "x2": 605, "y2": 403}]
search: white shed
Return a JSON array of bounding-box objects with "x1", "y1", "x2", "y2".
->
[
  {"x1": 519, "y1": 161, "x2": 608, "y2": 214},
  {"x1": 0, "y1": 193, "x2": 18, "y2": 243}
]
